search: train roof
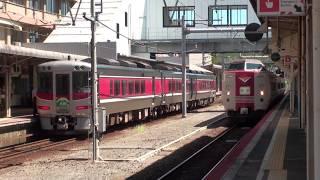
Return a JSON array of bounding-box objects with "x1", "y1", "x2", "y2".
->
[
  {"x1": 37, "y1": 56, "x2": 213, "y2": 75},
  {"x1": 37, "y1": 60, "x2": 91, "y2": 71},
  {"x1": 231, "y1": 59, "x2": 264, "y2": 65}
]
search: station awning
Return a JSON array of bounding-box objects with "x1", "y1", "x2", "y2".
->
[
  {"x1": 0, "y1": 44, "x2": 88, "y2": 61},
  {"x1": 189, "y1": 64, "x2": 213, "y2": 74}
]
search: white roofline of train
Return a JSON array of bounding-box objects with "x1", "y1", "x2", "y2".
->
[{"x1": 231, "y1": 59, "x2": 264, "y2": 65}]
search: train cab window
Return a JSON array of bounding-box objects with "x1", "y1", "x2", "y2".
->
[
  {"x1": 38, "y1": 72, "x2": 53, "y2": 94},
  {"x1": 122, "y1": 80, "x2": 127, "y2": 96},
  {"x1": 115, "y1": 80, "x2": 120, "y2": 96},
  {"x1": 135, "y1": 80, "x2": 140, "y2": 94},
  {"x1": 246, "y1": 63, "x2": 262, "y2": 70},
  {"x1": 73, "y1": 72, "x2": 90, "y2": 99},
  {"x1": 110, "y1": 80, "x2": 114, "y2": 96},
  {"x1": 228, "y1": 63, "x2": 245, "y2": 70},
  {"x1": 56, "y1": 74, "x2": 70, "y2": 97},
  {"x1": 141, "y1": 80, "x2": 146, "y2": 94},
  {"x1": 129, "y1": 80, "x2": 134, "y2": 95}
]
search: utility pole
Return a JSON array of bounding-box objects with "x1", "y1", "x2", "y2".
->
[{"x1": 181, "y1": 16, "x2": 187, "y2": 118}]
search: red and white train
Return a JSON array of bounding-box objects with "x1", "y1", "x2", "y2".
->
[
  {"x1": 222, "y1": 59, "x2": 285, "y2": 116},
  {"x1": 36, "y1": 58, "x2": 216, "y2": 133}
]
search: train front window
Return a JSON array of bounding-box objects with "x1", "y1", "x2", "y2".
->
[
  {"x1": 227, "y1": 63, "x2": 245, "y2": 70},
  {"x1": 56, "y1": 74, "x2": 70, "y2": 98},
  {"x1": 72, "y1": 72, "x2": 90, "y2": 99},
  {"x1": 37, "y1": 72, "x2": 53, "y2": 99},
  {"x1": 246, "y1": 63, "x2": 262, "y2": 70}
]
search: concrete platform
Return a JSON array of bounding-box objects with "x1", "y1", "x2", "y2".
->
[
  {"x1": 206, "y1": 96, "x2": 306, "y2": 180},
  {"x1": 0, "y1": 115, "x2": 39, "y2": 148}
]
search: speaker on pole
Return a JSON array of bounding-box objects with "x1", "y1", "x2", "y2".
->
[{"x1": 244, "y1": 23, "x2": 264, "y2": 42}]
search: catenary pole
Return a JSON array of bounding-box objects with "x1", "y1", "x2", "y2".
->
[
  {"x1": 90, "y1": 0, "x2": 98, "y2": 162},
  {"x1": 181, "y1": 16, "x2": 187, "y2": 118}
]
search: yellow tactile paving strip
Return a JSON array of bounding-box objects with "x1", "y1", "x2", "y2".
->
[{"x1": 265, "y1": 109, "x2": 290, "y2": 180}]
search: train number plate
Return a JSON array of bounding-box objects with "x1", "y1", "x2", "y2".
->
[{"x1": 239, "y1": 86, "x2": 250, "y2": 95}]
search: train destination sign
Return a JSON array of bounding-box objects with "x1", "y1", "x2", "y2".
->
[{"x1": 258, "y1": 0, "x2": 305, "y2": 16}]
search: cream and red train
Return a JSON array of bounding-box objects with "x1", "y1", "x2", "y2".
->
[
  {"x1": 36, "y1": 58, "x2": 216, "y2": 133},
  {"x1": 222, "y1": 59, "x2": 285, "y2": 116}
]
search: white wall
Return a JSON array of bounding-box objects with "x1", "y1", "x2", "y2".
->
[{"x1": 45, "y1": 0, "x2": 147, "y2": 56}]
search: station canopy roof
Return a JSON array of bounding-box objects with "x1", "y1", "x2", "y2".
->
[
  {"x1": 82, "y1": 58, "x2": 120, "y2": 66},
  {"x1": 0, "y1": 44, "x2": 87, "y2": 61}
]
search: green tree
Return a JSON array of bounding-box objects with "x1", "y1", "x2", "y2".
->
[{"x1": 211, "y1": 53, "x2": 221, "y2": 65}]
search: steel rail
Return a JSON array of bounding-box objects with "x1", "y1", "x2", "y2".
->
[
  {"x1": 0, "y1": 138, "x2": 77, "y2": 163},
  {"x1": 158, "y1": 122, "x2": 236, "y2": 180}
]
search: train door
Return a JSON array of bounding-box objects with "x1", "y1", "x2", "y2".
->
[
  {"x1": 0, "y1": 74, "x2": 4, "y2": 117},
  {"x1": 54, "y1": 73, "x2": 71, "y2": 114},
  {"x1": 190, "y1": 78, "x2": 194, "y2": 98},
  {"x1": 152, "y1": 76, "x2": 155, "y2": 103},
  {"x1": 193, "y1": 78, "x2": 198, "y2": 99},
  {"x1": 161, "y1": 72, "x2": 166, "y2": 103}
]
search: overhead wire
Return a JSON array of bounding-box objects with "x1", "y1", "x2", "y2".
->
[{"x1": 96, "y1": 20, "x2": 175, "y2": 54}]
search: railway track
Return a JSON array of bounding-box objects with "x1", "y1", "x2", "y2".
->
[
  {"x1": 0, "y1": 138, "x2": 77, "y2": 169},
  {"x1": 158, "y1": 122, "x2": 249, "y2": 180}
]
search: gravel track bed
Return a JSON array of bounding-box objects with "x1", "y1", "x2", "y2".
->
[{"x1": 0, "y1": 102, "x2": 225, "y2": 180}]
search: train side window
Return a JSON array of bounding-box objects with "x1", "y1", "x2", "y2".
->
[
  {"x1": 129, "y1": 80, "x2": 134, "y2": 95},
  {"x1": 122, "y1": 80, "x2": 127, "y2": 96},
  {"x1": 141, "y1": 80, "x2": 146, "y2": 94},
  {"x1": 187, "y1": 80, "x2": 190, "y2": 91},
  {"x1": 135, "y1": 80, "x2": 140, "y2": 94},
  {"x1": 172, "y1": 80, "x2": 176, "y2": 92},
  {"x1": 115, "y1": 80, "x2": 120, "y2": 96},
  {"x1": 176, "y1": 80, "x2": 179, "y2": 92},
  {"x1": 110, "y1": 80, "x2": 114, "y2": 96}
]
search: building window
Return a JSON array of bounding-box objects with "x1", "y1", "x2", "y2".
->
[
  {"x1": 61, "y1": 0, "x2": 70, "y2": 16},
  {"x1": 46, "y1": 0, "x2": 56, "y2": 13},
  {"x1": 9, "y1": 0, "x2": 23, "y2": 5},
  {"x1": 163, "y1": 6, "x2": 195, "y2": 27},
  {"x1": 209, "y1": 5, "x2": 247, "y2": 26},
  {"x1": 29, "y1": 0, "x2": 39, "y2": 10},
  {"x1": 11, "y1": 30, "x2": 22, "y2": 45},
  {"x1": 29, "y1": 30, "x2": 40, "y2": 43},
  {"x1": 229, "y1": 6, "x2": 247, "y2": 25}
]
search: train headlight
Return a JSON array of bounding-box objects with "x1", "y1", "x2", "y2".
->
[
  {"x1": 227, "y1": 91, "x2": 230, "y2": 96},
  {"x1": 260, "y1": 90, "x2": 264, "y2": 96}
]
